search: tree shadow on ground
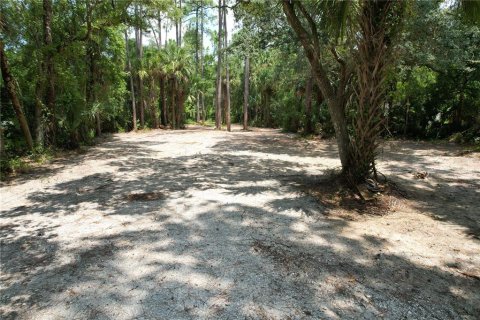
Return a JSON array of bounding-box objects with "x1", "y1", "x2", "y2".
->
[
  {"x1": 377, "y1": 140, "x2": 480, "y2": 237},
  {"x1": 1, "y1": 130, "x2": 479, "y2": 319}
]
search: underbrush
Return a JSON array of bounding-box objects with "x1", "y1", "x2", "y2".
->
[{"x1": 0, "y1": 149, "x2": 54, "y2": 180}]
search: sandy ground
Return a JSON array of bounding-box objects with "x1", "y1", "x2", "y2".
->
[{"x1": 1, "y1": 125, "x2": 479, "y2": 320}]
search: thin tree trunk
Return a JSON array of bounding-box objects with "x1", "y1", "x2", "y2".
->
[
  {"x1": 404, "y1": 100, "x2": 409, "y2": 136},
  {"x1": 454, "y1": 77, "x2": 467, "y2": 131},
  {"x1": 222, "y1": 81, "x2": 227, "y2": 124},
  {"x1": 223, "y1": 6, "x2": 231, "y2": 132},
  {"x1": 195, "y1": 5, "x2": 200, "y2": 122},
  {"x1": 179, "y1": 0, "x2": 182, "y2": 46},
  {"x1": 263, "y1": 90, "x2": 270, "y2": 126},
  {"x1": 0, "y1": 128, "x2": 4, "y2": 157},
  {"x1": 200, "y1": 92, "x2": 205, "y2": 123},
  {"x1": 43, "y1": 0, "x2": 56, "y2": 145},
  {"x1": 0, "y1": 97, "x2": 4, "y2": 156},
  {"x1": 215, "y1": 0, "x2": 223, "y2": 130},
  {"x1": 171, "y1": 78, "x2": 176, "y2": 129},
  {"x1": 0, "y1": 41, "x2": 34, "y2": 150},
  {"x1": 175, "y1": 0, "x2": 179, "y2": 45},
  {"x1": 196, "y1": 93, "x2": 200, "y2": 123},
  {"x1": 304, "y1": 70, "x2": 314, "y2": 134},
  {"x1": 151, "y1": 25, "x2": 160, "y2": 49},
  {"x1": 243, "y1": 55, "x2": 249, "y2": 130},
  {"x1": 139, "y1": 35, "x2": 144, "y2": 127},
  {"x1": 35, "y1": 81, "x2": 44, "y2": 146},
  {"x1": 177, "y1": 85, "x2": 185, "y2": 128},
  {"x1": 95, "y1": 113, "x2": 101, "y2": 136},
  {"x1": 86, "y1": 0, "x2": 100, "y2": 136},
  {"x1": 200, "y1": 0, "x2": 205, "y2": 123},
  {"x1": 151, "y1": 77, "x2": 159, "y2": 129},
  {"x1": 0, "y1": 95, "x2": 3, "y2": 156},
  {"x1": 158, "y1": 13, "x2": 162, "y2": 48},
  {"x1": 125, "y1": 29, "x2": 137, "y2": 131},
  {"x1": 160, "y1": 75, "x2": 167, "y2": 126},
  {"x1": 135, "y1": 4, "x2": 145, "y2": 127},
  {"x1": 165, "y1": 19, "x2": 168, "y2": 47}
]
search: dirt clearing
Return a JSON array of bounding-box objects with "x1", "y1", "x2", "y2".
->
[{"x1": 1, "y1": 126, "x2": 479, "y2": 319}]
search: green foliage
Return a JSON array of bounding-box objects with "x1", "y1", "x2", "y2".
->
[
  {"x1": 388, "y1": 0, "x2": 480, "y2": 139},
  {"x1": 1, "y1": 0, "x2": 479, "y2": 167}
]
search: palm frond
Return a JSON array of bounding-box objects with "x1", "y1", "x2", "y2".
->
[{"x1": 314, "y1": 0, "x2": 359, "y2": 42}]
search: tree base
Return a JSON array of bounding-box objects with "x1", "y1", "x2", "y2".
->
[{"x1": 298, "y1": 172, "x2": 408, "y2": 220}]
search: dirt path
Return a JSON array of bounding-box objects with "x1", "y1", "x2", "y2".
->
[{"x1": 1, "y1": 126, "x2": 479, "y2": 319}]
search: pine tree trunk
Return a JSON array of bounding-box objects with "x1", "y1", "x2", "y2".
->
[
  {"x1": 215, "y1": 0, "x2": 223, "y2": 130},
  {"x1": 200, "y1": 0, "x2": 205, "y2": 123},
  {"x1": 195, "y1": 5, "x2": 200, "y2": 123},
  {"x1": 179, "y1": 0, "x2": 182, "y2": 46},
  {"x1": 175, "y1": 0, "x2": 179, "y2": 45},
  {"x1": 0, "y1": 40, "x2": 34, "y2": 150},
  {"x1": 222, "y1": 82, "x2": 227, "y2": 124},
  {"x1": 165, "y1": 19, "x2": 168, "y2": 47},
  {"x1": 158, "y1": 14, "x2": 162, "y2": 48},
  {"x1": 243, "y1": 55, "x2": 249, "y2": 130},
  {"x1": 223, "y1": 6, "x2": 231, "y2": 132}
]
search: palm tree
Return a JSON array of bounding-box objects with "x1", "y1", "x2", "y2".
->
[
  {"x1": 283, "y1": 0, "x2": 479, "y2": 184},
  {"x1": 160, "y1": 41, "x2": 192, "y2": 129},
  {"x1": 280, "y1": 1, "x2": 400, "y2": 184}
]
